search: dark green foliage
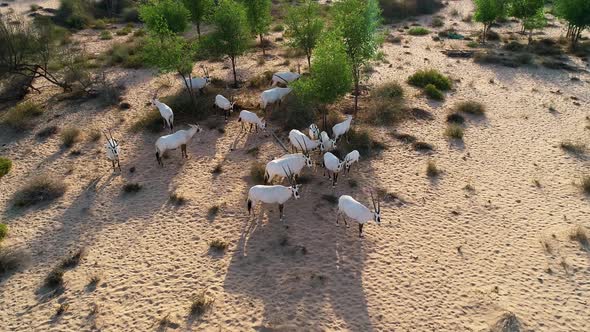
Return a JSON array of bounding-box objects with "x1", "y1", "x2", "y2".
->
[
  {"x1": 54, "y1": 0, "x2": 93, "y2": 29},
  {"x1": 105, "y1": 42, "x2": 144, "y2": 68},
  {"x1": 271, "y1": 93, "x2": 316, "y2": 130},
  {"x1": 100, "y1": 30, "x2": 112, "y2": 40},
  {"x1": 285, "y1": 0, "x2": 324, "y2": 68},
  {"x1": 0, "y1": 158, "x2": 12, "y2": 178},
  {"x1": 408, "y1": 27, "x2": 431, "y2": 35},
  {"x1": 473, "y1": 0, "x2": 504, "y2": 43},
  {"x1": 244, "y1": 0, "x2": 272, "y2": 51},
  {"x1": 13, "y1": 176, "x2": 67, "y2": 208},
  {"x1": 139, "y1": 0, "x2": 190, "y2": 37},
  {"x1": 554, "y1": 0, "x2": 590, "y2": 46},
  {"x1": 424, "y1": 83, "x2": 444, "y2": 100},
  {"x1": 408, "y1": 69, "x2": 451, "y2": 90},
  {"x1": 181, "y1": 0, "x2": 213, "y2": 37}
]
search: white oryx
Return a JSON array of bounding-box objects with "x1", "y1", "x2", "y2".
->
[
  {"x1": 247, "y1": 166, "x2": 301, "y2": 222},
  {"x1": 238, "y1": 110, "x2": 266, "y2": 132},
  {"x1": 319, "y1": 131, "x2": 337, "y2": 152},
  {"x1": 183, "y1": 65, "x2": 210, "y2": 93},
  {"x1": 104, "y1": 130, "x2": 121, "y2": 172},
  {"x1": 215, "y1": 94, "x2": 235, "y2": 122},
  {"x1": 288, "y1": 129, "x2": 321, "y2": 153},
  {"x1": 308, "y1": 123, "x2": 320, "y2": 140},
  {"x1": 155, "y1": 124, "x2": 202, "y2": 167},
  {"x1": 322, "y1": 152, "x2": 345, "y2": 188},
  {"x1": 264, "y1": 153, "x2": 313, "y2": 184},
  {"x1": 271, "y1": 72, "x2": 300, "y2": 86},
  {"x1": 151, "y1": 92, "x2": 174, "y2": 132},
  {"x1": 332, "y1": 115, "x2": 353, "y2": 141},
  {"x1": 344, "y1": 150, "x2": 360, "y2": 174},
  {"x1": 337, "y1": 192, "x2": 382, "y2": 238},
  {"x1": 260, "y1": 87, "x2": 292, "y2": 110}
]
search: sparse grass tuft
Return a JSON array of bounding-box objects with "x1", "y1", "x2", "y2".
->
[
  {"x1": 99, "y1": 30, "x2": 112, "y2": 40},
  {"x1": 189, "y1": 291, "x2": 214, "y2": 316},
  {"x1": 408, "y1": 27, "x2": 431, "y2": 36},
  {"x1": 122, "y1": 182, "x2": 142, "y2": 194},
  {"x1": 446, "y1": 113, "x2": 465, "y2": 124},
  {"x1": 44, "y1": 266, "x2": 65, "y2": 289},
  {"x1": 169, "y1": 192, "x2": 187, "y2": 206},
  {"x1": 88, "y1": 274, "x2": 101, "y2": 288},
  {"x1": 560, "y1": 141, "x2": 586, "y2": 154},
  {"x1": 408, "y1": 69, "x2": 452, "y2": 90},
  {"x1": 0, "y1": 157, "x2": 12, "y2": 178},
  {"x1": 13, "y1": 176, "x2": 66, "y2": 208},
  {"x1": 338, "y1": 129, "x2": 386, "y2": 157},
  {"x1": 209, "y1": 239, "x2": 228, "y2": 251},
  {"x1": 37, "y1": 126, "x2": 59, "y2": 139},
  {"x1": 569, "y1": 225, "x2": 588, "y2": 248},
  {"x1": 0, "y1": 223, "x2": 7, "y2": 242},
  {"x1": 208, "y1": 205, "x2": 220, "y2": 218},
  {"x1": 0, "y1": 246, "x2": 25, "y2": 276},
  {"x1": 365, "y1": 82, "x2": 406, "y2": 125},
  {"x1": 87, "y1": 128, "x2": 101, "y2": 142},
  {"x1": 424, "y1": 84, "x2": 444, "y2": 100},
  {"x1": 445, "y1": 124, "x2": 464, "y2": 139},
  {"x1": 413, "y1": 141, "x2": 434, "y2": 151},
  {"x1": 250, "y1": 162, "x2": 266, "y2": 184},
  {"x1": 60, "y1": 127, "x2": 80, "y2": 148},
  {"x1": 55, "y1": 303, "x2": 69, "y2": 317},
  {"x1": 426, "y1": 160, "x2": 441, "y2": 177},
  {"x1": 431, "y1": 17, "x2": 444, "y2": 27},
  {"x1": 456, "y1": 101, "x2": 485, "y2": 115},
  {"x1": 60, "y1": 248, "x2": 85, "y2": 269},
  {"x1": 248, "y1": 71, "x2": 274, "y2": 88},
  {"x1": 272, "y1": 24, "x2": 284, "y2": 32},
  {"x1": 2, "y1": 101, "x2": 43, "y2": 130},
  {"x1": 581, "y1": 175, "x2": 590, "y2": 194}
]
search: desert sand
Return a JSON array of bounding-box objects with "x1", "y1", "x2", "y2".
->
[{"x1": 1, "y1": 0, "x2": 589, "y2": 331}]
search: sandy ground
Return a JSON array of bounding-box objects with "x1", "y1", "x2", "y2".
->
[{"x1": 1, "y1": 1, "x2": 590, "y2": 331}]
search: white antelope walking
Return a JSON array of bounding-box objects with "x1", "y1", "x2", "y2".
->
[
  {"x1": 104, "y1": 130, "x2": 121, "y2": 172},
  {"x1": 271, "y1": 72, "x2": 301, "y2": 86},
  {"x1": 238, "y1": 110, "x2": 266, "y2": 133},
  {"x1": 319, "y1": 131, "x2": 337, "y2": 152},
  {"x1": 344, "y1": 150, "x2": 360, "y2": 174},
  {"x1": 322, "y1": 152, "x2": 345, "y2": 188},
  {"x1": 308, "y1": 123, "x2": 320, "y2": 140},
  {"x1": 337, "y1": 193, "x2": 382, "y2": 238},
  {"x1": 332, "y1": 115, "x2": 353, "y2": 141},
  {"x1": 264, "y1": 153, "x2": 313, "y2": 184},
  {"x1": 151, "y1": 91, "x2": 174, "y2": 132},
  {"x1": 155, "y1": 124, "x2": 202, "y2": 167},
  {"x1": 183, "y1": 66, "x2": 211, "y2": 93},
  {"x1": 260, "y1": 87, "x2": 292, "y2": 110},
  {"x1": 288, "y1": 129, "x2": 321, "y2": 153},
  {"x1": 247, "y1": 167, "x2": 301, "y2": 222},
  {"x1": 215, "y1": 94, "x2": 235, "y2": 122}
]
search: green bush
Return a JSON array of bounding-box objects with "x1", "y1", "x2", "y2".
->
[
  {"x1": 0, "y1": 223, "x2": 7, "y2": 242},
  {"x1": 408, "y1": 69, "x2": 452, "y2": 90},
  {"x1": 93, "y1": 19, "x2": 107, "y2": 29},
  {"x1": 116, "y1": 26, "x2": 132, "y2": 36},
  {"x1": 54, "y1": 0, "x2": 93, "y2": 29},
  {"x1": 271, "y1": 93, "x2": 316, "y2": 130},
  {"x1": 338, "y1": 129, "x2": 386, "y2": 157},
  {"x1": 2, "y1": 102, "x2": 43, "y2": 129},
  {"x1": 0, "y1": 157, "x2": 12, "y2": 178},
  {"x1": 424, "y1": 84, "x2": 444, "y2": 100},
  {"x1": 272, "y1": 24, "x2": 284, "y2": 32},
  {"x1": 100, "y1": 30, "x2": 112, "y2": 40},
  {"x1": 13, "y1": 176, "x2": 67, "y2": 208},
  {"x1": 408, "y1": 27, "x2": 431, "y2": 35},
  {"x1": 365, "y1": 82, "x2": 406, "y2": 126},
  {"x1": 122, "y1": 7, "x2": 140, "y2": 22},
  {"x1": 432, "y1": 17, "x2": 444, "y2": 27}
]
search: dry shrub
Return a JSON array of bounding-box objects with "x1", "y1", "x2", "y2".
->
[
  {"x1": 0, "y1": 223, "x2": 6, "y2": 242},
  {"x1": 209, "y1": 239, "x2": 228, "y2": 251},
  {"x1": 122, "y1": 182, "x2": 142, "y2": 193},
  {"x1": 491, "y1": 312, "x2": 523, "y2": 332},
  {"x1": 569, "y1": 225, "x2": 588, "y2": 249},
  {"x1": 426, "y1": 160, "x2": 440, "y2": 177},
  {"x1": 60, "y1": 248, "x2": 85, "y2": 269},
  {"x1": 338, "y1": 129, "x2": 386, "y2": 158},
  {"x1": 189, "y1": 291, "x2": 214, "y2": 316},
  {"x1": 446, "y1": 112, "x2": 465, "y2": 124},
  {"x1": 0, "y1": 157, "x2": 12, "y2": 178},
  {"x1": 247, "y1": 71, "x2": 273, "y2": 89},
  {"x1": 365, "y1": 82, "x2": 406, "y2": 126},
  {"x1": 250, "y1": 162, "x2": 266, "y2": 184},
  {"x1": 581, "y1": 175, "x2": 590, "y2": 194},
  {"x1": 13, "y1": 176, "x2": 66, "y2": 207},
  {"x1": 44, "y1": 266, "x2": 65, "y2": 289},
  {"x1": 61, "y1": 127, "x2": 80, "y2": 148},
  {"x1": 130, "y1": 110, "x2": 162, "y2": 133},
  {"x1": 444, "y1": 123, "x2": 463, "y2": 139},
  {"x1": 169, "y1": 192, "x2": 187, "y2": 206},
  {"x1": 2, "y1": 101, "x2": 43, "y2": 129},
  {"x1": 0, "y1": 246, "x2": 26, "y2": 276},
  {"x1": 456, "y1": 100, "x2": 485, "y2": 115}
]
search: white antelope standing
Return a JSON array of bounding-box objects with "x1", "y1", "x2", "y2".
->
[
  {"x1": 155, "y1": 124, "x2": 202, "y2": 167},
  {"x1": 264, "y1": 153, "x2": 313, "y2": 184},
  {"x1": 247, "y1": 167, "x2": 301, "y2": 222},
  {"x1": 288, "y1": 129, "x2": 321, "y2": 153},
  {"x1": 337, "y1": 193, "x2": 382, "y2": 238},
  {"x1": 151, "y1": 92, "x2": 174, "y2": 132},
  {"x1": 215, "y1": 94, "x2": 235, "y2": 122},
  {"x1": 344, "y1": 150, "x2": 360, "y2": 174},
  {"x1": 183, "y1": 66, "x2": 211, "y2": 93},
  {"x1": 319, "y1": 131, "x2": 337, "y2": 152},
  {"x1": 260, "y1": 87, "x2": 292, "y2": 110},
  {"x1": 332, "y1": 115, "x2": 353, "y2": 141},
  {"x1": 322, "y1": 152, "x2": 345, "y2": 188},
  {"x1": 271, "y1": 72, "x2": 301, "y2": 86},
  {"x1": 238, "y1": 110, "x2": 266, "y2": 132},
  {"x1": 104, "y1": 130, "x2": 121, "y2": 172},
  {"x1": 308, "y1": 123, "x2": 320, "y2": 140}
]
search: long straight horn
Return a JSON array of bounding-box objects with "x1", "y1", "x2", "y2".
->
[
  {"x1": 287, "y1": 165, "x2": 296, "y2": 185},
  {"x1": 296, "y1": 138, "x2": 304, "y2": 153},
  {"x1": 281, "y1": 165, "x2": 293, "y2": 185},
  {"x1": 370, "y1": 190, "x2": 377, "y2": 211}
]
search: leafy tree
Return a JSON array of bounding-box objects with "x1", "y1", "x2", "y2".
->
[
  {"x1": 243, "y1": 0, "x2": 272, "y2": 55},
  {"x1": 139, "y1": 0, "x2": 191, "y2": 39},
  {"x1": 332, "y1": 0, "x2": 381, "y2": 113},
  {"x1": 523, "y1": 8, "x2": 547, "y2": 44},
  {"x1": 474, "y1": 0, "x2": 503, "y2": 43},
  {"x1": 206, "y1": 0, "x2": 251, "y2": 86},
  {"x1": 509, "y1": 0, "x2": 544, "y2": 33},
  {"x1": 182, "y1": 0, "x2": 214, "y2": 38},
  {"x1": 554, "y1": 0, "x2": 590, "y2": 46},
  {"x1": 285, "y1": 0, "x2": 324, "y2": 69}
]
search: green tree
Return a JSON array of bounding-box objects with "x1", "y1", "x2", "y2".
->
[
  {"x1": 285, "y1": 0, "x2": 324, "y2": 70},
  {"x1": 182, "y1": 0, "x2": 214, "y2": 38},
  {"x1": 474, "y1": 0, "x2": 503, "y2": 43},
  {"x1": 206, "y1": 0, "x2": 251, "y2": 86},
  {"x1": 139, "y1": 0, "x2": 191, "y2": 39},
  {"x1": 243, "y1": 0, "x2": 272, "y2": 55},
  {"x1": 554, "y1": 0, "x2": 590, "y2": 46},
  {"x1": 332, "y1": 0, "x2": 381, "y2": 113},
  {"x1": 523, "y1": 8, "x2": 547, "y2": 44},
  {"x1": 509, "y1": 0, "x2": 544, "y2": 33}
]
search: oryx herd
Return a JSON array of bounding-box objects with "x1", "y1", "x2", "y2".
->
[{"x1": 102, "y1": 68, "x2": 382, "y2": 238}]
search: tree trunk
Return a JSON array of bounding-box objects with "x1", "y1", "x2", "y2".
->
[
  {"x1": 353, "y1": 67, "x2": 360, "y2": 114},
  {"x1": 306, "y1": 52, "x2": 311, "y2": 72},
  {"x1": 180, "y1": 72, "x2": 198, "y2": 113},
  {"x1": 528, "y1": 29, "x2": 533, "y2": 45},
  {"x1": 260, "y1": 34, "x2": 265, "y2": 56},
  {"x1": 197, "y1": 23, "x2": 201, "y2": 40},
  {"x1": 231, "y1": 56, "x2": 238, "y2": 87},
  {"x1": 482, "y1": 24, "x2": 487, "y2": 44}
]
